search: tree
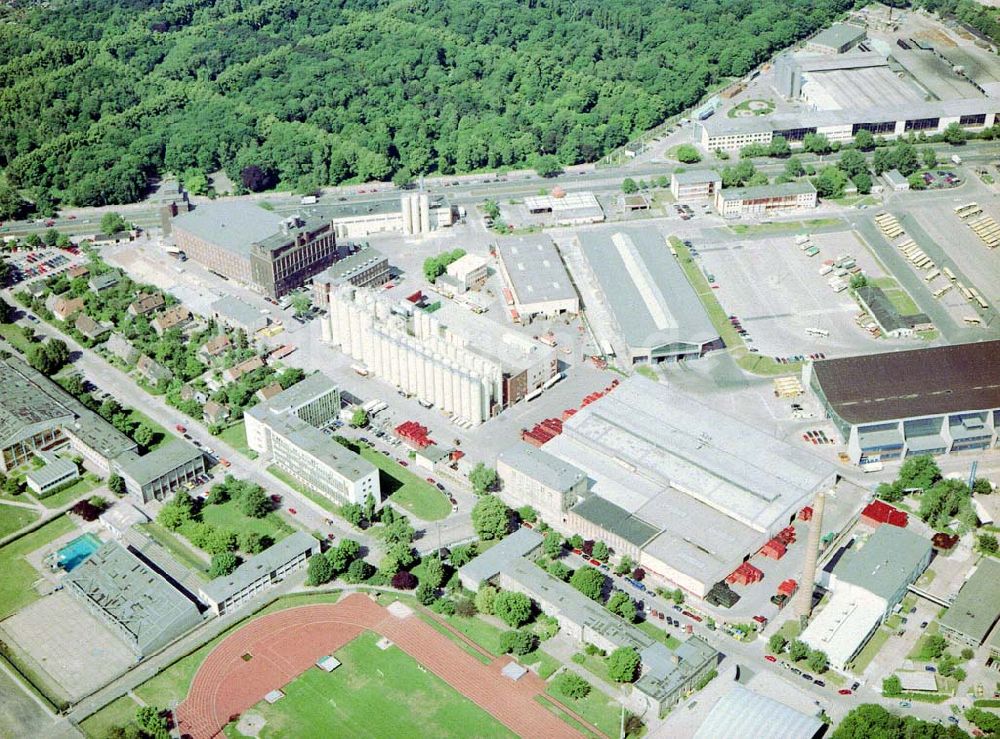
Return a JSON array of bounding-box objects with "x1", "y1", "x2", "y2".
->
[
  {"x1": 548, "y1": 560, "x2": 571, "y2": 581},
  {"x1": 239, "y1": 531, "x2": 268, "y2": 554},
  {"x1": 851, "y1": 172, "x2": 872, "y2": 195},
  {"x1": 607, "y1": 591, "x2": 637, "y2": 622},
  {"x1": 838, "y1": 150, "x2": 868, "y2": 179},
  {"x1": 802, "y1": 133, "x2": 832, "y2": 155},
  {"x1": 0, "y1": 298, "x2": 14, "y2": 324},
  {"x1": 892, "y1": 143, "x2": 920, "y2": 176},
  {"x1": 471, "y1": 494, "x2": 509, "y2": 540},
  {"x1": 614, "y1": 556, "x2": 634, "y2": 576},
  {"x1": 960, "y1": 647, "x2": 974, "y2": 660},
  {"x1": 415, "y1": 581, "x2": 436, "y2": 605},
  {"x1": 784, "y1": 156, "x2": 805, "y2": 178},
  {"x1": 850, "y1": 273, "x2": 870, "y2": 291},
  {"x1": 344, "y1": 558, "x2": 373, "y2": 584},
  {"x1": 350, "y1": 408, "x2": 369, "y2": 428},
  {"x1": 449, "y1": 543, "x2": 477, "y2": 567},
  {"x1": 157, "y1": 502, "x2": 188, "y2": 531},
  {"x1": 341, "y1": 502, "x2": 363, "y2": 527},
  {"x1": 607, "y1": 647, "x2": 641, "y2": 683},
  {"x1": 239, "y1": 485, "x2": 270, "y2": 518},
  {"x1": 767, "y1": 135, "x2": 791, "y2": 158},
  {"x1": 875, "y1": 479, "x2": 904, "y2": 502},
  {"x1": 209, "y1": 552, "x2": 239, "y2": 578},
  {"x1": 923, "y1": 634, "x2": 948, "y2": 660},
  {"x1": 493, "y1": 591, "x2": 533, "y2": 627},
  {"x1": 0, "y1": 184, "x2": 27, "y2": 220},
  {"x1": 899, "y1": 455, "x2": 941, "y2": 491},
  {"x1": 907, "y1": 173, "x2": 928, "y2": 191},
  {"x1": 966, "y1": 707, "x2": 1000, "y2": 736},
  {"x1": 671, "y1": 589, "x2": 684, "y2": 605},
  {"x1": 469, "y1": 463, "x2": 498, "y2": 494},
  {"x1": 922, "y1": 148, "x2": 938, "y2": 169},
  {"x1": 676, "y1": 144, "x2": 701, "y2": 164},
  {"x1": 241, "y1": 165, "x2": 276, "y2": 193},
  {"x1": 421, "y1": 555, "x2": 445, "y2": 588},
  {"x1": 27, "y1": 340, "x2": 71, "y2": 375},
  {"x1": 788, "y1": 639, "x2": 810, "y2": 662},
  {"x1": 973, "y1": 478, "x2": 993, "y2": 495},
  {"x1": 133, "y1": 423, "x2": 155, "y2": 450},
  {"x1": 622, "y1": 178, "x2": 639, "y2": 194},
  {"x1": 475, "y1": 586, "x2": 497, "y2": 616},
  {"x1": 768, "y1": 634, "x2": 787, "y2": 654},
  {"x1": 943, "y1": 122, "x2": 966, "y2": 146},
  {"x1": 108, "y1": 473, "x2": 126, "y2": 496},
  {"x1": 978, "y1": 533, "x2": 998, "y2": 555},
  {"x1": 135, "y1": 706, "x2": 168, "y2": 737},
  {"x1": 853, "y1": 129, "x2": 875, "y2": 151},
  {"x1": 543, "y1": 534, "x2": 563, "y2": 558},
  {"x1": 570, "y1": 566, "x2": 605, "y2": 602},
  {"x1": 290, "y1": 293, "x2": 312, "y2": 316},
  {"x1": 500, "y1": 629, "x2": 537, "y2": 655},
  {"x1": 100, "y1": 213, "x2": 128, "y2": 235},
  {"x1": 807, "y1": 649, "x2": 828, "y2": 674},
  {"x1": 813, "y1": 166, "x2": 848, "y2": 198},
  {"x1": 554, "y1": 672, "x2": 591, "y2": 699},
  {"x1": 391, "y1": 571, "x2": 417, "y2": 589},
  {"x1": 881, "y1": 675, "x2": 902, "y2": 697},
  {"x1": 206, "y1": 528, "x2": 237, "y2": 555},
  {"x1": 591, "y1": 541, "x2": 609, "y2": 561},
  {"x1": 534, "y1": 154, "x2": 562, "y2": 178}
]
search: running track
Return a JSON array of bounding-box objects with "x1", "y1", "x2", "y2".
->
[{"x1": 175, "y1": 593, "x2": 590, "y2": 738}]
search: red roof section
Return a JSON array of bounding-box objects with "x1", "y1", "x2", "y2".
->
[{"x1": 861, "y1": 499, "x2": 909, "y2": 528}]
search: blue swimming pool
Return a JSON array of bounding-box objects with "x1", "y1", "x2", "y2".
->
[{"x1": 57, "y1": 533, "x2": 102, "y2": 571}]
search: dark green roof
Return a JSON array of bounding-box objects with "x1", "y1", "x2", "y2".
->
[{"x1": 571, "y1": 495, "x2": 660, "y2": 548}]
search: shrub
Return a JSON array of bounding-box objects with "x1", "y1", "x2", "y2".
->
[
  {"x1": 554, "y1": 672, "x2": 591, "y2": 699},
  {"x1": 499, "y1": 629, "x2": 537, "y2": 656},
  {"x1": 391, "y1": 571, "x2": 417, "y2": 590},
  {"x1": 454, "y1": 599, "x2": 477, "y2": 617}
]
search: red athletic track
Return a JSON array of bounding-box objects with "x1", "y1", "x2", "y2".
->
[{"x1": 174, "y1": 593, "x2": 593, "y2": 739}]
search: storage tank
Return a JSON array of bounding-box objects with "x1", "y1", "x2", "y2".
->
[
  {"x1": 401, "y1": 195, "x2": 414, "y2": 235},
  {"x1": 419, "y1": 193, "x2": 431, "y2": 234}
]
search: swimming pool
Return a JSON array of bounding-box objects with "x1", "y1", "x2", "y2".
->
[{"x1": 57, "y1": 533, "x2": 102, "y2": 571}]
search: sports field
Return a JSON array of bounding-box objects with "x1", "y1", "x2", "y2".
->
[{"x1": 224, "y1": 631, "x2": 515, "y2": 739}]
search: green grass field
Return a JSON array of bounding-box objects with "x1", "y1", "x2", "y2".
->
[
  {"x1": 78, "y1": 695, "x2": 141, "y2": 739},
  {"x1": 127, "y1": 409, "x2": 171, "y2": 452},
  {"x1": 535, "y1": 696, "x2": 600, "y2": 739},
  {"x1": 636, "y1": 619, "x2": 682, "y2": 649},
  {"x1": 441, "y1": 614, "x2": 507, "y2": 656},
  {"x1": 138, "y1": 522, "x2": 210, "y2": 577},
  {"x1": 197, "y1": 497, "x2": 295, "y2": 546},
  {"x1": 871, "y1": 277, "x2": 921, "y2": 315},
  {"x1": 224, "y1": 631, "x2": 514, "y2": 739},
  {"x1": 0, "y1": 514, "x2": 76, "y2": 620},
  {"x1": 546, "y1": 679, "x2": 621, "y2": 737},
  {"x1": 728, "y1": 217, "x2": 842, "y2": 236},
  {"x1": 358, "y1": 445, "x2": 450, "y2": 521},
  {"x1": 0, "y1": 323, "x2": 37, "y2": 354},
  {"x1": 217, "y1": 421, "x2": 253, "y2": 458},
  {"x1": 0, "y1": 503, "x2": 40, "y2": 539},
  {"x1": 850, "y1": 626, "x2": 891, "y2": 674},
  {"x1": 39, "y1": 473, "x2": 101, "y2": 509}
]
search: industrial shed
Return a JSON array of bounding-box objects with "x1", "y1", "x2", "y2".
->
[{"x1": 693, "y1": 684, "x2": 823, "y2": 739}]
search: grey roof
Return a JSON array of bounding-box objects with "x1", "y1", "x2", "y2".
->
[
  {"x1": 497, "y1": 442, "x2": 586, "y2": 494},
  {"x1": 199, "y1": 531, "x2": 318, "y2": 603},
  {"x1": 719, "y1": 180, "x2": 816, "y2": 202},
  {"x1": 808, "y1": 22, "x2": 865, "y2": 50},
  {"x1": 65, "y1": 540, "x2": 201, "y2": 655},
  {"x1": 115, "y1": 439, "x2": 203, "y2": 487},
  {"x1": 672, "y1": 169, "x2": 722, "y2": 185},
  {"x1": 693, "y1": 684, "x2": 824, "y2": 739},
  {"x1": 811, "y1": 341, "x2": 1000, "y2": 425},
  {"x1": 835, "y1": 525, "x2": 931, "y2": 601},
  {"x1": 496, "y1": 236, "x2": 577, "y2": 309},
  {"x1": 88, "y1": 271, "x2": 121, "y2": 291},
  {"x1": 247, "y1": 372, "x2": 337, "y2": 419},
  {"x1": 25, "y1": 453, "x2": 78, "y2": 489},
  {"x1": 571, "y1": 495, "x2": 660, "y2": 548},
  {"x1": 279, "y1": 417, "x2": 376, "y2": 482},
  {"x1": 173, "y1": 202, "x2": 285, "y2": 257},
  {"x1": 883, "y1": 169, "x2": 909, "y2": 187},
  {"x1": 855, "y1": 285, "x2": 929, "y2": 335},
  {"x1": 788, "y1": 52, "x2": 888, "y2": 73},
  {"x1": 576, "y1": 226, "x2": 719, "y2": 354},
  {"x1": 211, "y1": 295, "x2": 268, "y2": 330},
  {"x1": 939, "y1": 558, "x2": 1000, "y2": 644},
  {"x1": 457, "y1": 527, "x2": 544, "y2": 588},
  {"x1": 317, "y1": 198, "x2": 406, "y2": 220},
  {"x1": 315, "y1": 245, "x2": 388, "y2": 286}
]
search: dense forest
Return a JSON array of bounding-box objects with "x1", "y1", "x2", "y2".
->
[{"x1": 0, "y1": 0, "x2": 869, "y2": 207}]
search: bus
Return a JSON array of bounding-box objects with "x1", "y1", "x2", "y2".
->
[
  {"x1": 924, "y1": 269, "x2": 940, "y2": 282},
  {"x1": 942, "y1": 266, "x2": 956, "y2": 281},
  {"x1": 351, "y1": 364, "x2": 369, "y2": 377},
  {"x1": 932, "y1": 285, "x2": 952, "y2": 298},
  {"x1": 525, "y1": 388, "x2": 544, "y2": 402},
  {"x1": 954, "y1": 202, "x2": 980, "y2": 219},
  {"x1": 543, "y1": 372, "x2": 566, "y2": 390},
  {"x1": 959, "y1": 284, "x2": 974, "y2": 300},
  {"x1": 963, "y1": 316, "x2": 982, "y2": 326},
  {"x1": 362, "y1": 399, "x2": 388, "y2": 415},
  {"x1": 805, "y1": 327, "x2": 830, "y2": 337}
]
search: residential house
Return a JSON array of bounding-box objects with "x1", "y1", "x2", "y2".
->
[
  {"x1": 198, "y1": 334, "x2": 232, "y2": 364},
  {"x1": 223, "y1": 356, "x2": 265, "y2": 384},
  {"x1": 179, "y1": 385, "x2": 209, "y2": 404},
  {"x1": 68, "y1": 265, "x2": 90, "y2": 280},
  {"x1": 128, "y1": 293, "x2": 165, "y2": 317},
  {"x1": 256, "y1": 383, "x2": 283, "y2": 402},
  {"x1": 136, "y1": 355, "x2": 173, "y2": 387},
  {"x1": 203, "y1": 400, "x2": 231, "y2": 426},
  {"x1": 88, "y1": 272, "x2": 121, "y2": 293},
  {"x1": 75, "y1": 314, "x2": 112, "y2": 342},
  {"x1": 106, "y1": 333, "x2": 139, "y2": 364},
  {"x1": 47, "y1": 295, "x2": 85, "y2": 322},
  {"x1": 151, "y1": 305, "x2": 192, "y2": 336}
]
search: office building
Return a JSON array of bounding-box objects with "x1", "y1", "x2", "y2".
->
[
  {"x1": 114, "y1": 439, "x2": 206, "y2": 504},
  {"x1": 65, "y1": 540, "x2": 202, "y2": 656},
  {"x1": 670, "y1": 170, "x2": 723, "y2": 202},
  {"x1": 311, "y1": 244, "x2": 390, "y2": 309},
  {"x1": 573, "y1": 226, "x2": 721, "y2": 364},
  {"x1": 323, "y1": 286, "x2": 556, "y2": 425},
  {"x1": 495, "y1": 236, "x2": 579, "y2": 320},
  {"x1": 939, "y1": 558, "x2": 1000, "y2": 647},
  {"x1": 173, "y1": 202, "x2": 339, "y2": 299},
  {"x1": 804, "y1": 23, "x2": 866, "y2": 55},
  {"x1": 715, "y1": 181, "x2": 817, "y2": 218},
  {"x1": 245, "y1": 373, "x2": 380, "y2": 507},
  {"x1": 198, "y1": 532, "x2": 319, "y2": 615},
  {"x1": 314, "y1": 195, "x2": 450, "y2": 239},
  {"x1": 0, "y1": 357, "x2": 137, "y2": 474},
  {"x1": 539, "y1": 376, "x2": 838, "y2": 597},
  {"x1": 496, "y1": 444, "x2": 588, "y2": 524},
  {"x1": 800, "y1": 525, "x2": 931, "y2": 669},
  {"x1": 805, "y1": 341, "x2": 1000, "y2": 463},
  {"x1": 445, "y1": 254, "x2": 489, "y2": 292},
  {"x1": 25, "y1": 451, "x2": 79, "y2": 495}
]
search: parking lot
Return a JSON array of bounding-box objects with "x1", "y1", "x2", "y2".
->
[
  {"x1": 4, "y1": 247, "x2": 82, "y2": 286},
  {"x1": 693, "y1": 229, "x2": 887, "y2": 358}
]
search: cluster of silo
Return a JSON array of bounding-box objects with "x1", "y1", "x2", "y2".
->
[{"x1": 400, "y1": 193, "x2": 431, "y2": 236}]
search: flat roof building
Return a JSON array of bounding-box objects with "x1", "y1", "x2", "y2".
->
[
  {"x1": 496, "y1": 443, "x2": 588, "y2": 524},
  {"x1": 198, "y1": 531, "x2": 318, "y2": 615},
  {"x1": 542, "y1": 376, "x2": 838, "y2": 597},
  {"x1": 939, "y1": 558, "x2": 1000, "y2": 647},
  {"x1": 210, "y1": 295, "x2": 269, "y2": 335},
  {"x1": 173, "y1": 203, "x2": 339, "y2": 298},
  {"x1": 855, "y1": 285, "x2": 932, "y2": 339},
  {"x1": 457, "y1": 527, "x2": 544, "y2": 590},
  {"x1": 574, "y1": 226, "x2": 721, "y2": 364},
  {"x1": 495, "y1": 236, "x2": 579, "y2": 320},
  {"x1": 523, "y1": 192, "x2": 605, "y2": 225},
  {"x1": 311, "y1": 244, "x2": 390, "y2": 304},
  {"x1": 715, "y1": 181, "x2": 817, "y2": 218},
  {"x1": 446, "y1": 253, "x2": 489, "y2": 292},
  {"x1": 805, "y1": 341, "x2": 1000, "y2": 463},
  {"x1": 65, "y1": 540, "x2": 201, "y2": 656},
  {"x1": 670, "y1": 170, "x2": 722, "y2": 202},
  {"x1": 25, "y1": 451, "x2": 80, "y2": 496},
  {"x1": 693, "y1": 684, "x2": 824, "y2": 739},
  {"x1": 805, "y1": 23, "x2": 866, "y2": 55},
  {"x1": 114, "y1": 439, "x2": 206, "y2": 504}
]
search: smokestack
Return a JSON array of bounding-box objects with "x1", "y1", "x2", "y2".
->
[{"x1": 795, "y1": 491, "x2": 826, "y2": 620}]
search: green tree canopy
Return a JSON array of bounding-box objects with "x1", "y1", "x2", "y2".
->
[
  {"x1": 607, "y1": 646, "x2": 641, "y2": 682},
  {"x1": 209, "y1": 552, "x2": 240, "y2": 578},
  {"x1": 493, "y1": 590, "x2": 533, "y2": 627},
  {"x1": 570, "y1": 566, "x2": 605, "y2": 601},
  {"x1": 469, "y1": 463, "x2": 498, "y2": 494},
  {"x1": 471, "y1": 494, "x2": 509, "y2": 540},
  {"x1": 676, "y1": 144, "x2": 701, "y2": 163}
]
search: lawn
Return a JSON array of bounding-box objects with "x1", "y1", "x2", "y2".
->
[
  {"x1": 871, "y1": 277, "x2": 921, "y2": 315},
  {"x1": 197, "y1": 497, "x2": 295, "y2": 546},
  {"x1": 0, "y1": 323, "x2": 37, "y2": 354},
  {"x1": 535, "y1": 696, "x2": 601, "y2": 739},
  {"x1": 547, "y1": 680, "x2": 622, "y2": 738},
  {"x1": 417, "y1": 614, "x2": 493, "y2": 665},
  {"x1": 224, "y1": 631, "x2": 515, "y2": 739},
  {"x1": 442, "y1": 614, "x2": 507, "y2": 656},
  {"x1": 39, "y1": 473, "x2": 101, "y2": 509},
  {"x1": 728, "y1": 218, "x2": 842, "y2": 236},
  {"x1": 267, "y1": 465, "x2": 340, "y2": 516},
  {"x1": 217, "y1": 421, "x2": 254, "y2": 458},
  {"x1": 909, "y1": 621, "x2": 942, "y2": 661},
  {"x1": 127, "y1": 409, "x2": 171, "y2": 452},
  {"x1": 0, "y1": 514, "x2": 76, "y2": 620},
  {"x1": 572, "y1": 651, "x2": 611, "y2": 684},
  {"x1": 138, "y1": 522, "x2": 210, "y2": 577},
  {"x1": 358, "y1": 445, "x2": 450, "y2": 522},
  {"x1": 636, "y1": 620, "x2": 682, "y2": 649},
  {"x1": 849, "y1": 627, "x2": 891, "y2": 674},
  {"x1": 79, "y1": 695, "x2": 141, "y2": 739},
  {"x1": 776, "y1": 619, "x2": 802, "y2": 641},
  {"x1": 519, "y1": 648, "x2": 561, "y2": 679},
  {"x1": 0, "y1": 503, "x2": 39, "y2": 539}
]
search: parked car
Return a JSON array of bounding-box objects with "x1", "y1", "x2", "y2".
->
[
  {"x1": 838, "y1": 689, "x2": 852, "y2": 695},
  {"x1": 764, "y1": 655, "x2": 777, "y2": 663},
  {"x1": 288, "y1": 508, "x2": 297, "y2": 515},
  {"x1": 814, "y1": 680, "x2": 825, "y2": 687}
]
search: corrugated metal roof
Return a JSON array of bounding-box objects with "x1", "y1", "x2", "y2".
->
[{"x1": 693, "y1": 684, "x2": 823, "y2": 739}]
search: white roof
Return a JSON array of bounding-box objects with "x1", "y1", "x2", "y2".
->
[
  {"x1": 694, "y1": 684, "x2": 824, "y2": 739},
  {"x1": 98, "y1": 501, "x2": 149, "y2": 531},
  {"x1": 799, "y1": 585, "x2": 886, "y2": 669},
  {"x1": 446, "y1": 253, "x2": 488, "y2": 279},
  {"x1": 897, "y1": 671, "x2": 937, "y2": 692}
]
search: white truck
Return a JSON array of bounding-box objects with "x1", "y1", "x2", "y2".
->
[
  {"x1": 951, "y1": 154, "x2": 962, "y2": 165},
  {"x1": 300, "y1": 195, "x2": 318, "y2": 205}
]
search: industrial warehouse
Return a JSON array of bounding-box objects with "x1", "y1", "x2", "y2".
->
[
  {"x1": 806, "y1": 341, "x2": 1000, "y2": 464},
  {"x1": 499, "y1": 376, "x2": 839, "y2": 597},
  {"x1": 495, "y1": 235, "x2": 579, "y2": 320},
  {"x1": 322, "y1": 285, "x2": 556, "y2": 424},
  {"x1": 573, "y1": 226, "x2": 721, "y2": 364}
]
